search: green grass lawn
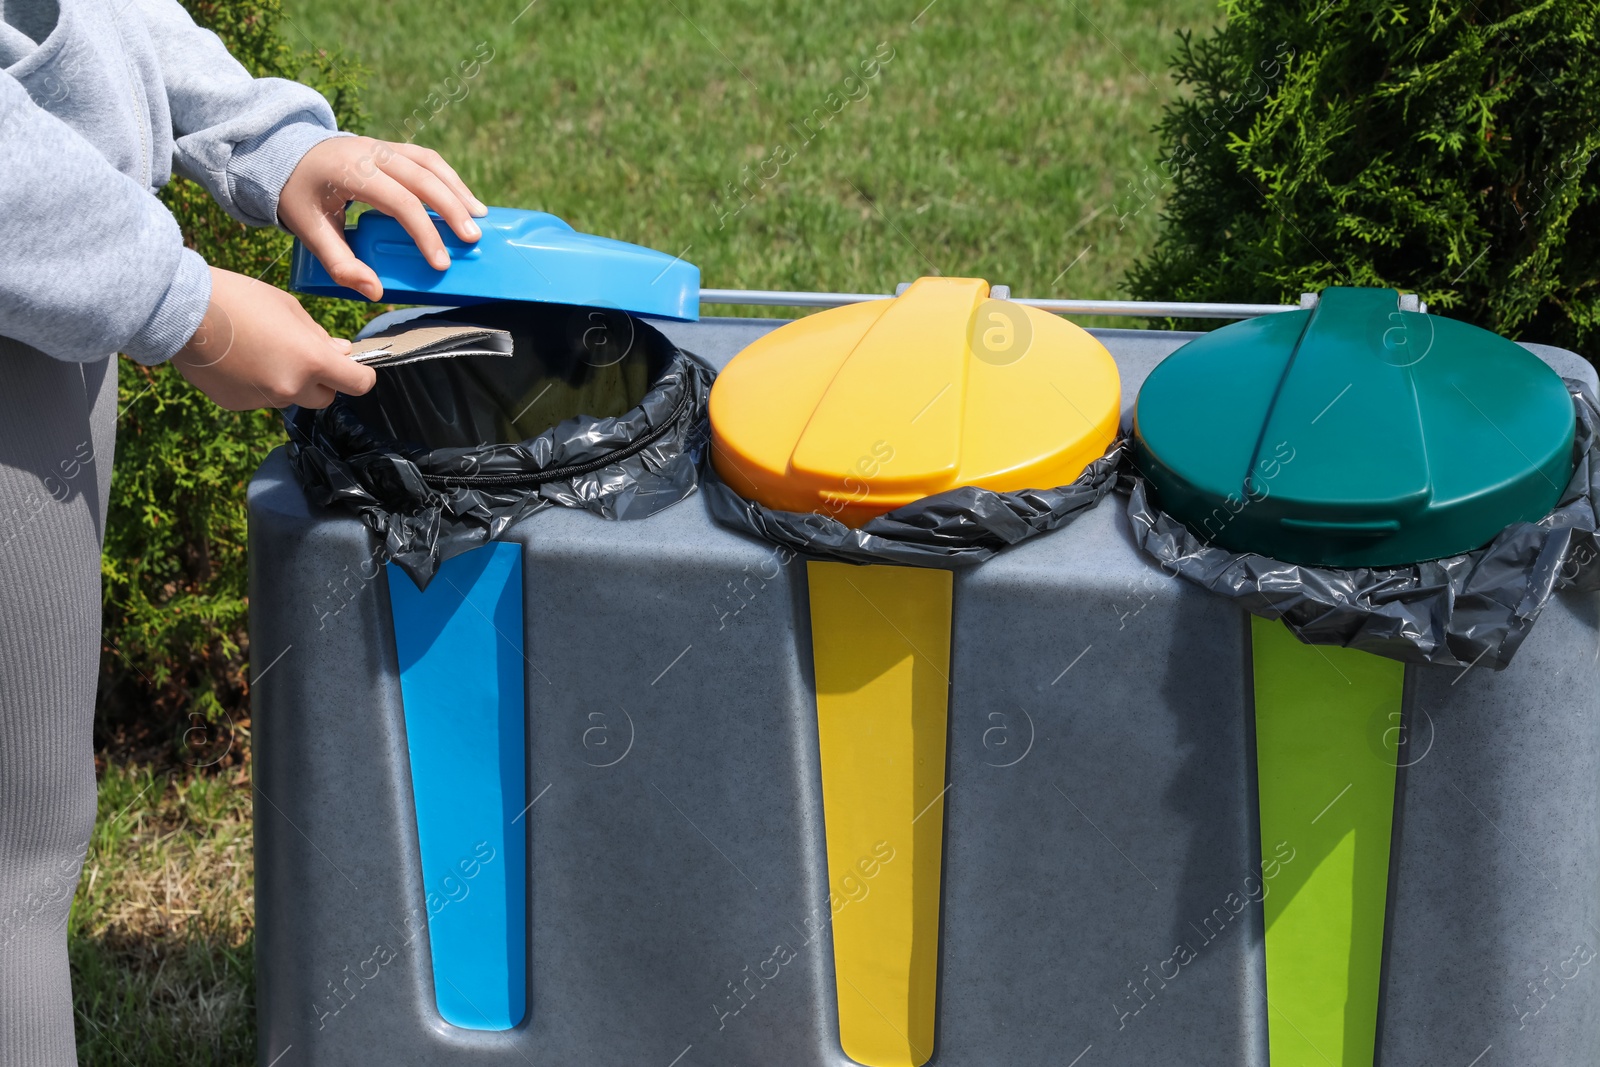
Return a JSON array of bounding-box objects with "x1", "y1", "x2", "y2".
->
[
  {"x1": 280, "y1": 0, "x2": 1218, "y2": 319},
  {"x1": 71, "y1": 1, "x2": 1217, "y2": 1061}
]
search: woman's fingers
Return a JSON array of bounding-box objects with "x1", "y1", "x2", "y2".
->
[
  {"x1": 298, "y1": 208, "x2": 384, "y2": 300},
  {"x1": 315, "y1": 352, "x2": 377, "y2": 399},
  {"x1": 391, "y1": 142, "x2": 488, "y2": 217},
  {"x1": 284, "y1": 138, "x2": 487, "y2": 283},
  {"x1": 286, "y1": 383, "x2": 339, "y2": 410},
  {"x1": 359, "y1": 171, "x2": 452, "y2": 270},
  {"x1": 379, "y1": 151, "x2": 483, "y2": 245}
]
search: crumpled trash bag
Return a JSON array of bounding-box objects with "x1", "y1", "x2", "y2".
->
[
  {"x1": 1125, "y1": 380, "x2": 1600, "y2": 670},
  {"x1": 285, "y1": 302, "x2": 714, "y2": 587},
  {"x1": 703, "y1": 441, "x2": 1124, "y2": 568}
]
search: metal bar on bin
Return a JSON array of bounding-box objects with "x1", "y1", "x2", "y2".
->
[{"x1": 698, "y1": 288, "x2": 1305, "y2": 319}]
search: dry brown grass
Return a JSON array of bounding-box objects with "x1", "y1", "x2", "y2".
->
[{"x1": 70, "y1": 763, "x2": 255, "y2": 1066}]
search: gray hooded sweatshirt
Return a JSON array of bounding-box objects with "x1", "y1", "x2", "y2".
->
[{"x1": 0, "y1": 0, "x2": 346, "y2": 365}]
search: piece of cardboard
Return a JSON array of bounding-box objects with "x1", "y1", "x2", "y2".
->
[{"x1": 350, "y1": 320, "x2": 514, "y2": 368}]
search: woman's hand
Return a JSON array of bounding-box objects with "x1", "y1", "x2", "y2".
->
[
  {"x1": 279, "y1": 137, "x2": 488, "y2": 301},
  {"x1": 173, "y1": 267, "x2": 376, "y2": 410}
]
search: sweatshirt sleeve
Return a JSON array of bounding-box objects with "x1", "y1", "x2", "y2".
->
[
  {"x1": 0, "y1": 73, "x2": 211, "y2": 365},
  {"x1": 131, "y1": 0, "x2": 351, "y2": 230}
]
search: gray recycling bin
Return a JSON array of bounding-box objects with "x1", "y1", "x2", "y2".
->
[{"x1": 251, "y1": 273, "x2": 1600, "y2": 1066}]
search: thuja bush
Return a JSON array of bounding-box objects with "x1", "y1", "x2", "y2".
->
[
  {"x1": 100, "y1": 0, "x2": 370, "y2": 758},
  {"x1": 1129, "y1": 0, "x2": 1600, "y2": 356}
]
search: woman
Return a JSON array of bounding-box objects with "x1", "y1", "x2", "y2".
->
[{"x1": 0, "y1": 0, "x2": 482, "y2": 1057}]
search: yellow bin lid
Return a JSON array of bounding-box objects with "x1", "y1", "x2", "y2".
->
[{"x1": 710, "y1": 276, "x2": 1122, "y2": 527}]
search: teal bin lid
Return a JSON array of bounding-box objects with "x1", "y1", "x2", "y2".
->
[
  {"x1": 289, "y1": 206, "x2": 700, "y2": 321},
  {"x1": 1132, "y1": 287, "x2": 1576, "y2": 567}
]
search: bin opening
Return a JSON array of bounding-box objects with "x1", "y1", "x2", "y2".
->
[
  {"x1": 285, "y1": 299, "x2": 713, "y2": 587},
  {"x1": 342, "y1": 302, "x2": 669, "y2": 451}
]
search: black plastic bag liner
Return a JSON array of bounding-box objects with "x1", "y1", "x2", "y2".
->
[
  {"x1": 1125, "y1": 381, "x2": 1600, "y2": 670},
  {"x1": 286, "y1": 302, "x2": 714, "y2": 588},
  {"x1": 703, "y1": 441, "x2": 1124, "y2": 569}
]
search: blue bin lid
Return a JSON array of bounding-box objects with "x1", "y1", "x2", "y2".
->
[{"x1": 289, "y1": 206, "x2": 700, "y2": 321}]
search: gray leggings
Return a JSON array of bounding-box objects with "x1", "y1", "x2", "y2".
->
[{"x1": 0, "y1": 338, "x2": 117, "y2": 1065}]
